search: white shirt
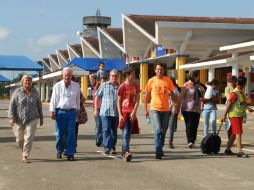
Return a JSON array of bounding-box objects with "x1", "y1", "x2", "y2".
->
[
  {"x1": 204, "y1": 85, "x2": 214, "y2": 99},
  {"x1": 50, "y1": 80, "x2": 81, "y2": 112}
]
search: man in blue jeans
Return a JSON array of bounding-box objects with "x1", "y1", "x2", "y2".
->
[
  {"x1": 145, "y1": 63, "x2": 177, "y2": 159},
  {"x1": 202, "y1": 79, "x2": 220, "y2": 136},
  {"x1": 94, "y1": 69, "x2": 119, "y2": 155},
  {"x1": 50, "y1": 67, "x2": 81, "y2": 161}
]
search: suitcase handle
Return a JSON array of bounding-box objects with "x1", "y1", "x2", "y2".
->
[{"x1": 217, "y1": 120, "x2": 224, "y2": 135}]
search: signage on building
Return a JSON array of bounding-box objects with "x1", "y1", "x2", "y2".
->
[{"x1": 243, "y1": 66, "x2": 251, "y2": 73}]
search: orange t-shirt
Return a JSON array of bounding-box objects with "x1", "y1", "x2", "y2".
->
[{"x1": 145, "y1": 76, "x2": 175, "y2": 111}]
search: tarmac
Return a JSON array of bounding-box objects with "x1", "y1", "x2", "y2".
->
[{"x1": 1, "y1": 99, "x2": 254, "y2": 190}]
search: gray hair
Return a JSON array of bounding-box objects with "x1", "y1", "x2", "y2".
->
[
  {"x1": 63, "y1": 67, "x2": 73, "y2": 74},
  {"x1": 21, "y1": 75, "x2": 32, "y2": 84},
  {"x1": 110, "y1": 69, "x2": 118, "y2": 75}
]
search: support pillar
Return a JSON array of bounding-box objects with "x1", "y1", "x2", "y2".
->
[
  {"x1": 200, "y1": 69, "x2": 208, "y2": 84},
  {"x1": 45, "y1": 83, "x2": 50, "y2": 102},
  {"x1": 232, "y1": 63, "x2": 239, "y2": 77},
  {"x1": 208, "y1": 68, "x2": 215, "y2": 81},
  {"x1": 40, "y1": 82, "x2": 45, "y2": 102},
  {"x1": 118, "y1": 72, "x2": 122, "y2": 84},
  {"x1": 81, "y1": 76, "x2": 88, "y2": 99},
  {"x1": 140, "y1": 63, "x2": 148, "y2": 103},
  {"x1": 176, "y1": 55, "x2": 186, "y2": 87}
]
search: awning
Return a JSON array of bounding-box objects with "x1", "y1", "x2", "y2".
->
[
  {"x1": 65, "y1": 58, "x2": 127, "y2": 71},
  {"x1": 0, "y1": 74, "x2": 10, "y2": 82},
  {"x1": 0, "y1": 55, "x2": 43, "y2": 71}
]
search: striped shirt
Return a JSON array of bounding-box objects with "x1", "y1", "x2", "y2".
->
[
  {"x1": 95, "y1": 81, "x2": 119, "y2": 117},
  {"x1": 8, "y1": 87, "x2": 43, "y2": 125}
]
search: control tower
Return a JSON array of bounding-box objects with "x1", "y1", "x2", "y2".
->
[{"x1": 83, "y1": 10, "x2": 111, "y2": 38}]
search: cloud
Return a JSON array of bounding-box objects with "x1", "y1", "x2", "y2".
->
[
  {"x1": 27, "y1": 34, "x2": 69, "y2": 59},
  {"x1": 37, "y1": 34, "x2": 68, "y2": 47},
  {"x1": 0, "y1": 26, "x2": 10, "y2": 40}
]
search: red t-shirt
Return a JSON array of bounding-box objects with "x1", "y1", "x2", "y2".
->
[{"x1": 118, "y1": 82, "x2": 141, "y2": 114}]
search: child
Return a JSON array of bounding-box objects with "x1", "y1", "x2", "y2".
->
[
  {"x1": 89, "y1": 62, "x2": 108, "y2": 86},
  {"x1": 96, "y1": 62, "x2": 108, "y2": 80},
  {"x1": 117, "y1": 67, "x2": 141, "y2": 162}
]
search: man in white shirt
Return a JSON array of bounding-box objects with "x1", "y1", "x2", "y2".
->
[{"x1": 50, "y1": 67, "x2": 80, "y2": 161}]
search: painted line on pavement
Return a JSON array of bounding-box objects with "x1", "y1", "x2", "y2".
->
[
  {"x1": 96, "y1": 150, "x2": 122, "y2": 160},
  {"x1": 177, "y1": 116, "x2": 222, "y2": 124}
]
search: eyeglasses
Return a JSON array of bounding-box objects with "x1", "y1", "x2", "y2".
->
[{"x1": 110, "y1": 75, "x2": 118, "y2": 77}]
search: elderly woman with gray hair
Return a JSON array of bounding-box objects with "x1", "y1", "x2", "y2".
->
[{"x1": 8, "y1": 75, "x2": 43, "y2": 163}]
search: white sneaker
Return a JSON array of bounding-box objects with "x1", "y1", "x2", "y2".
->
[{"x1": 188, "y1": 142, "x2": 193, "y2": 148}]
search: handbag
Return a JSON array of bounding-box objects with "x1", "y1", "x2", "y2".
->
[{"x1": 77, "y1": 105, "x2": 88, "y2": 124}]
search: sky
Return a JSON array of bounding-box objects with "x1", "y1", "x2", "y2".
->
[{"x1": 0, "y1": 0, "x2": 254, "y2": 78}]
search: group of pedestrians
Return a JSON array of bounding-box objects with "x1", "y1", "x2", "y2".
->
[{"x1": 8, "y1": 63, "x2": 252, "y2": 163}]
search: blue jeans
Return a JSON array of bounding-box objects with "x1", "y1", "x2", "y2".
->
[
  {"x1": 55, "y1": 109, "x2": 77, "y2": 156},
  {"x1": 94, "y1": 109, "x2": 103, "y2": 145},
  {"x1": 122, "y1": 116, "x2": 134, "y2": 152},
  {"x1": 168, "y1": 112, "x2": 178, "y2": 143},
  {"x1": 100, "y1": 116, "x2": 119, "y2": 152},
  {"x1": 202, "y1": 109, "x2": 217, "y2": 136},
  {"x1": 150, "y1": 110, "x2": 170, "y2": 155}
]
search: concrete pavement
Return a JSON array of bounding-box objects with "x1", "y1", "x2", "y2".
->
[{"x1": 1, "y1": 99, "x2": 254, "y2": 190}]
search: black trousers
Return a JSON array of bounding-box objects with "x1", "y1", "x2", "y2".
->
[{"x1": 182, "y1": 111, "x2": 200, "y2": 144}]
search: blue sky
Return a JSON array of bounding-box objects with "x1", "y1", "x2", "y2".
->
[{"x1": 0, "y1": 0, "x2": 254, "y2": 78}]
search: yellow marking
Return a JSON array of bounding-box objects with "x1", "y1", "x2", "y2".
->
[{"x1": 177, "y1": 115, "x2": 222, "y2": 124}]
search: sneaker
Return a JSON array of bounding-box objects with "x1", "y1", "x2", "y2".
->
[
  {"x1": 104, "y1": 149, "x2": 111, "y2": 155},
  {"x1": 123, "y1": 152, "x2": 132, "y2": 162},
  {"x1": 57, "y1": 153, "x2": 62, "y2": 159},
  {"x1": 155, "y1": 154, "x2": 162, "y2": 160},
  {"x1": 188, "y1": 142, "x2": 193, "y2": 148},
  {"x1": 236, "y1": 152, "x2": 249, "y2": 158},
  {"x1": 224, "y1": 149, "x2": 236, "y2": 156},
  {"x1": 96, "y1": 142, "x2": 102, "y2": 147},
  {"x1": 22, "y1": 156, "x2": 31, "y2": 163},
  {"x1": 67, "y1": 155, "x2": 75, "y2": 161},
  {"x1": 169, "y1": 143, "x2": 175, "y2": 149},
  {"x1": 63, "y1": 150, "x2": 67, "y2": 157},
  {"x1": 111, "y1": 149, "x2": 117, "y2": 155}
]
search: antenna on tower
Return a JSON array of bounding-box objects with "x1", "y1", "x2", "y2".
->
[{"x1": 96, "y1": 9, "x2": 101, "y2": 16}]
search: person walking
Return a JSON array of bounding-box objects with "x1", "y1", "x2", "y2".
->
[
  {"x1": 177, "y1": 70, "x2": 205, "y2": 148},
  {"x1": 202, "y1": 79, "x2": 220, "y2": 136},
  {"x1": 94, "y1": 69, "x2": 119, "y2": 155},
  {"x1": 167, "y1": 77, "x2": 180, "y2": 149},
  {"x1": 144, "y1": 63, "x2": 177, "y2": 159},
  {"x1": 117, "y1": 67, "x2": 140, "y2": 161},
  {"x1": 89, "y1": 73, "x2": 107, "y2": 147},
  {"x1": 50, "y1": 67, "x2": 80, "y2": 161},
  {"x1": 223, "y1": 76, "x2": 253, "y2": 158},
  {"x1": 224, "y1": 76, "x2": 237, "y2": 138},
  {"x1": 8, "y1": 75, "x2": 43, "y2": 163}
]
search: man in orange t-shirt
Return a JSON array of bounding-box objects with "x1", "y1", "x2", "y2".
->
[{"x1": 145, "y1": 63, "x2": 177, "y2": 159}]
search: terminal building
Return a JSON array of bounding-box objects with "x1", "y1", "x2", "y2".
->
[{"x1": 6, "y1": 12, "x2": 254, "y2": 105}]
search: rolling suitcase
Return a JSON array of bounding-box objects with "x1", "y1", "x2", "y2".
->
[{"x1": 201, "y1": 121, "x2": 223, "y2": 154}]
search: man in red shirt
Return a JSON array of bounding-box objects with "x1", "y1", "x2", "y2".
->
[{"x1": 117, "y1": 67, "x2": 140, "y2": 162}]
